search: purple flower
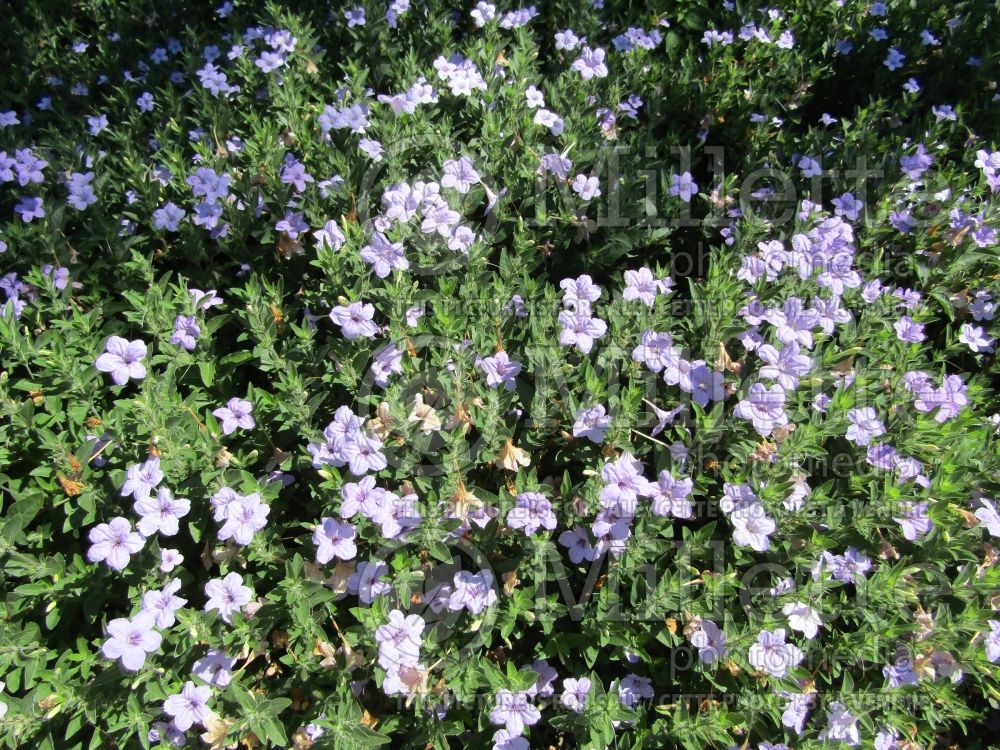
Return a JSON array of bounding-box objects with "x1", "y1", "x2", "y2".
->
[
  {"x1": 141, "y1": 578, "x2": 187, "y2": 628},
  {"x1": 986, "y1": 621, "x2": 1000, "y2": 663},
  {"x1": 730, "y1": 501, "x2": 777, "y2": 551},
  {"x1": 631, "y1": 330, "x2": 679, "y2": 372},
  {"x1": 370, "y1": 343, "x2": 404, "y2": 387},
  {"x1": 490, "y1": 690, "x2": 541, "y2": 735},
  {"x1": 618, "y1": 675, "x2": 655, "y2": 709},
  {"x1": 559, "y1": 275, "x2": 601, "y2": 310},
  {"x1": 66, "y1": 172, "x2": 97, "y2": 209},
  {"x1": 560, "y1": 677, "x2": 591, "y2": 713},
  {"x1": 894, "y1": 315, "x2": 925, "y2": 343},
  {"x1": 217, "y1": 493, "x2": 269, "y2": 545},
  {"x1": 525, "y1": 659, "x2": 558, "y2": 698},
  {"x1": 571, "y1": 174, "x2": 601, "y2": 200},
  {"x1": 819, "y1": 702, "x2": 860, "y2": 746},
  {"x1": 571, "y1": 46, "x2": 608, "y2": 79},
  {"x1": 163, "y1": 681, "x2": 211, "y2": 732},
  {"x1": 959, "y1": 323, "x2": 994, "y2": 353},
  {"x1": 135, "y1": 487, "x2": 190, "y2": 537},
  {"x1": 507, "y1": 492, "x2": 557, "y2": 535},
  {"x1": 313, "y1": 518, "x2": 358, "y2": 563},
  {"x1": 900, "y1": 144, "x2": 933, "y2": 179},
  {"x1": 170, "y1": 315, "x2": 200, "y2": 351},
  {"x1": 213, "y1": 398, "x2": 255, "y2": 435},
  {"x1": 136, "y1": 92, "x2": 155, "y2": 112},
  {"x1": 600, "y1": 453, "x2": 655, "y2": 512},
  {"x1": 360, "y1": 233, "x2": 408, "y2": 278},
  {"x1": 193, "y1": 649, "x2": 237, "y2": 688},
  {"x1": 668, "y1": 172, "x2": 698, "y2": 202},
  {"x1": 275, "y1": 209, "x2": 309, "y2": 238},
  {"x1": 782, "y1": 602, "x2": 821, "y2": 639},
  {"x1": 622, "y1": 267, "x2": 664, "y2": 307},
  {"x1": 345, "y1": 7, "x2": 366, "y2": 26},
  {"x1": 441, "y1": 156, "x2": 481, "y2": 194},
  {"x1": 280, "y1": 157, "x2": 314, "y2": 192},
  {"x1": 974, "y1": 498, "x2": 1000, "y2": 537},
  {"x1": 690, "y1": 620, "x2": 728, "y2": 664},
  {"x1": 14, "y1": 195, "x2": 44, "y2": 222},
  {"x1": 651, "y1": 470, "x2": 693, "y2": 519},
  {"x1": 781, "y1": 692, "x2": 813, "y2": 734},
  {"x1": 88, "y1": 517, "x2": 145, "y2": 571},
  {"x1": 689, "y1": 362, "x2": 724, "y2": 407},
  {"x1": 757, "y1": 342, "x2": 812, "y2": 391},
  {"x1": 95, "y1": 336, "x2": 147, "y2": 385},
  {"x1": 893, "y1": 501, "x2": 932, "y2": 541},
  {"x1": 347, "y1": 561, "x2": 392, "y2": 604},
  {"x1": 572, "y1": 404, "x2": 611, "y2": 443},
  {"x1": 845, "y1": 407, "x2": 885, "y2": 446},
  {"x1": 204, "y1": 572, "x2": 253, "y2": 623},
  {"x1": 121, "y1": 456, "x2": 163, "y2": 501},
  {"x1": 330, "y1": 301, "x2": 380, "y2": 340},
  {"x1": 558, "y1": 309, "x2": 607, "y2": 353},
  {"x1": 375, "y1": 609, "x2": 424, "y2": 668},
  {"x1": 734, "y1": 383, "x2": 788, "y2": 437},
  {"x1": 478, "y1": 351, "x2": 521, "y2": 390},
  {"x1": 748, "y1": 628, "x2": 804, "y2": 678},
  {"x1": 558, "y1": 526, "x2": 596, "y2": 563},
  {"x1": 766, "y1": 298, "x2": 819, "y2": 348},
  {"x1": 883, "y1": 661, "x2": 918, "y2": 688},
  {"x1": 160, "y1": 548, "x2": 184, "y2": 573},
  {"x1": 342, "y1": 432, "x2": 388, "y2": 475},
  {"x1": 101, "y1": 611, "x2": 162, "y2": 671},
  {"x1": 447, "y1": 569, "x2": 498, "y2": 614}
]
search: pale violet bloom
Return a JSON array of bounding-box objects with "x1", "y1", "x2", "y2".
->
[
  {"x1": 141, "y1": 577, "x2": 187, "y2": 628},
  {"x1": 571, "y1": 173, "x2": 601, "y2": 200},
  {"x1": 690, "y1": 620, "x2": 728, "y2": 664},
  {"x1": 217, "y1": 493, "x2": 270, "y2": 545},
  {"x1": 88, "y1": 517, "x2": 145, "y2": 571},
  {"x1": 330, "y1": 301, "x2": 380, "y2": 339},
  {"x1": 490, "y1": 690, "x2": 541, "y2": 735},
  {"x1": 163, "y1": 681, "x2": 212, "y2": 732},
  {"x1": 101, "y1": 611, "x2": 161, "y2": 671},
  {"x1": 213, "y1": 398, "x2": 255, "y2": 435},
  {"x1": 313, "y1": 518, "x2": 358, "y2": 563},
  {"x1": 193, "y1": 649, "x2": 237, "y2": 688},
  {"x1": 135, "y1": 487, "x2": 191, "y2": 537},
  {"x1": 447, "y1": 569, "x2": 498, "y2": 614},
  {"x1": 440, "y1": 156, "x2": 481, "y2": 194},
  {"x1": 782, "y1": 601, "x2": 822, "y2": 639},
  {"x1": 560, "y1": 677, "x2": 591, "y2": 713},
  {"x1": 748, "y1": 628, "x2": 804, "y2": 678},
  {"x1": 818, "y1": 702, "x2": 860, "y2": 746},
  {"x1": 204, "y1": 572, "x2": 253, "y2": 623},
  {"x1": 572, "y1": 404, "x2": 611, "y2": 443},
  {"x1": 668, "y1": 172, "x2": 698, "y2": 202},
  {"x1": 121, "y1": 456, "x2": 164, "y2": 501},
  {"x1": 974, "y1": 498, "x2": 1000, "y2": 537},
  {"x1": 95, "y1": 336, "x2": 147, "y2": 385},
  {"x1": 959, "y1": 323, "x2": 994, "y2": 353}
]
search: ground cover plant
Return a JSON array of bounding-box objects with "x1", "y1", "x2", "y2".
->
[{"x1": 1, "y1": 0, "x2": 1000, "y2": 748}]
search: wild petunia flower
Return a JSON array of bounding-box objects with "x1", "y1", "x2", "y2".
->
[
  {"x1": 478, "y1": 351, "x2": 521, "y2": 390},
  {"x1": 748, "y1": 628, "x2": 804, "y2": 678},
  {"x1": 558, "y1": 309, "x2": 607, "y2": 353},
  {"x1": 213, "y1": 398, "x2": 255, "y2": 435},
  {"x1": 560, "y1": 677, "x2": 591, "y2": 713},
  {"x1": 313, "y1": 518, "x2": 358, "y2": 563},
  {"x1": 163, "y1": 681, "x2": 212, "y2": 732},
  {"x1": 986, "y1": 621, "x2": 1000, "y2": 663},
  {"x1": 160, "y1": 548, "x2": 184, "y2": 573},
  {"x1": 217, "y1": 493, "x2": 270, "y2": 545},
  {"x1": 507, "y1": 492, "x2": 558, "y2": 535},
  {"x1": 121, "y1": 456, "x2": 163, "y2": 501},
  {"x1": 204, "y1": 572, "x2": 253, "y2": 623},
  {"x1": 447, "y1": 569, "x2": 498, "y2": 614},
  {"x1": 490, "y1": 690, "x2": 541, "y2": 735},
  {"x1": 141, "y1": 578, "x2": 187, "y2": 628},
  {"x1": 958, "y1": 323, "x2": 995, "y2": 353},
  {"x1": 818, "y1": 702, "x2": 860, "y2": 746},
  {"x1": 558, "y1": 526, "x2": 597, "y2": 563},
  {"x1": 95, "y1": 336, "x2": 147, "y2": 385},
  {"x1": 650, "y1": 470, "x2": 694, "y2": 519},
  {"x1": 730, "y1": 501, "x2": 777, "y2": 551},
  {"x1": 668, "y1": 172, "x2": 698, "y2": 202},
  {"x1": 88, "y1": 517, "x2": 145, "y2": 571},
  {"x1": 135, "y1": 487, "x2": 191, "y2": 537},
  {"x1": 360, "y1": 233, "x2": 408, "y2": 278},
  {"x1": 193, "y1": 649, "x2": 238, "y2": 688},
  {"x1": 845, "y1": 407, "x2": 886, "y2": 446},
  {"x1": 571, "y1": 174, "x2": 601, "y2": 200},
  {"x1": 572, "y1": 404, "x2": 611, "y2": 443},
  {"x1": 571, "y1": 46, "x2": 608, "y2": 79},
  {"x1": 782, "y1": 602, "x2": 822, "y2": 639},
  {"x1": 170, "y1": 315, "x2": 200, "y2": 351},
  {"x1": 101, "y1": 611, "x2": 162, "y2": 671},
  {"x1": 330, "y1": 301, "x2": 380, "y2": 340},
  {"x1": 893, "y1": 501, "x2": 932, "y2": 540},
  {"x1": 974, "y1": 498, "x2": 1000, "y2": 537},
  {"x1": 734, "y1": 383, "x2": 788, "y2": 437},
  {"x1": 690, "y1": 620, "x2": 728, "y2": 664},
  {"x1": 375, "y1": 609, "x2": 424, "y2": 669}
]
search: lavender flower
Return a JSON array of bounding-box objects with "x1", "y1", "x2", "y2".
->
[
  {"x1": 193, "y1": 649, "x2": 237, "y2": 688},
  {"x1": 330, "y1": 301, "x2": 380, "y2": 340},
  {"x1": 101, "y1": 612, "x2": 162, "y2": 672},
  {"x1": 560, "y1": 677, "x2": 591, "y2": 713},
  {"x1": 570, "y1": 46, "x2": 608, "y2": 79},
  {"x1": 507, "y1": 492, "x2": 557, "y2": 535},
  {"x1": 95, "y1": 336, "x2": 147, "y2": 385},
  {"x1": 360, "y1": 233, "x2": 408, "y2": 278},
  {"x1": 204, "y1": 572, "x2": 253, "y2": 623},
  {"x1": 313, "y1": 518, "x2": 358, "y2": 563},
  {"x1": 845, "y1": 407, "x2": 885, "y2": 446},
  {"x1": 819, "y1": 702, "x2": 860, "y2": 746},
  {"x1": 650, "y1": 470, "x2": 694, "y2": 519},
  {"x1": 447, "y1": 569, "x2": 498, "y2": 614},
  {"x1": 141, "y1": 578, "x2": 187, "y2": 628},
  {"x1": 690, "y1": 620, "x2": 728, "y2": 664},
  {"x1": 170, "y1": 315, "x2": 200, "y2": 351},
  {"x1": 217, "y1": 493, "x2": 270, "y2": 545},
  {"x1": 893, "y1": 501, "x2": 932, "y2": 541},
  {"x1": 668, "y1": 172, "x2": 698, "y2": 202},
  {"x1": 730, "y1": 501, "x2": 777, "y2": 551},
  {"x1": 748, "y1": 628, "x2": 804, "y2": 678},
  {"x1": 375, "y1": 609, "x2": 424, "y2": 668},
  {"x1": 163, "y1": 681, "x2": 211, "y2": 732},
  {"x1": 87, "y1": 517, "x2": 145, "y2": 571},
  {"x1": 734, "y1": 383, "x2": 788, "y2": 437},
  {"x1": 782, "y1": 602, "x2": 822, "y2": 639},
  {"x1": 121, "y1": 456, "x2": 163, "y2": 501},
  {"x1": 490, "y1": 690, "x2": 541, "y2": 734},
  {"x1": 478, "y1": 351, "x2": 521, "y2": 390},
  {"x1": 134, "y1": 487, "x2": 191, "y2": 537},
  {"x1": 572, "y1": 404, "x2": 611, "y2": 443},
  {"x1": 213, "y1": 398, "x2": 255, "y2": 435}
]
